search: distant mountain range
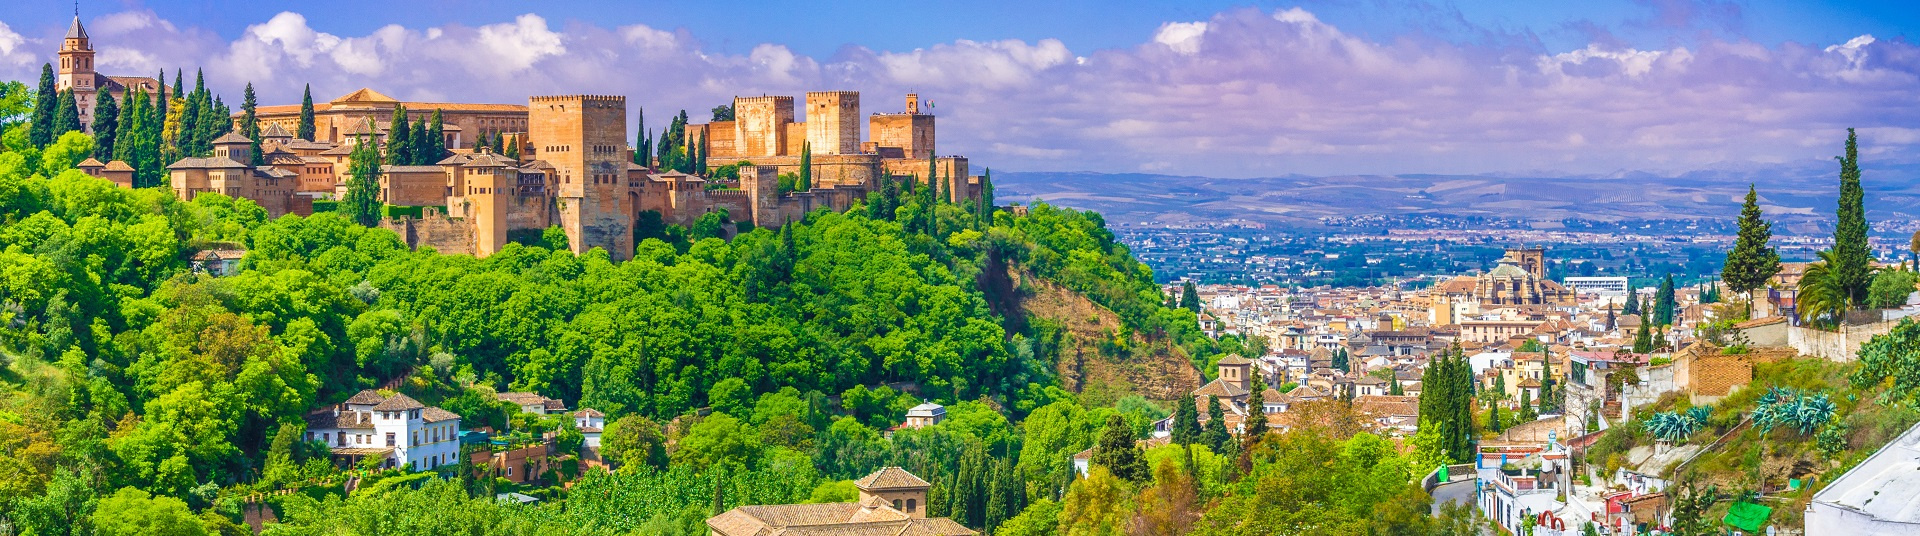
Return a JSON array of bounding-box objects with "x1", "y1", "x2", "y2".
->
[{"x1": 992, "y1": 164, "x2": 1920, "y2": 235}]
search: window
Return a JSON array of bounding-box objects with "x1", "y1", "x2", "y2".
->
[
  {"x1": 386, "y1": 433, "x2": 396, "y2": 447},
  {"x1": 907, "y1": 499, "x2": 916, "y2": 513},
  {"x1": 893, "y1": 499, "x2": 903, "y2": 511}
]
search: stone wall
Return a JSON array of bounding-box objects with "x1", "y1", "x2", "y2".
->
[
  {"x1": 731, "y1": 96, "x2": 793, "y2": 158},
  {"x1": 1787, "y1": 320, "x2": 1897, "y2": 362},
  {"x1": 380, "y1": 215, "x2": 476, "y2": 256}
]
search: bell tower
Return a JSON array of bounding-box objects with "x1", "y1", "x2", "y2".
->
[{"x1": 57, "y1": 10, "x2": 98, "y2": 131}]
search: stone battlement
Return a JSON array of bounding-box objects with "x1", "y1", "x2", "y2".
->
[{"x1": 529, "y1": 95, "x2": 626, "y2": 104}]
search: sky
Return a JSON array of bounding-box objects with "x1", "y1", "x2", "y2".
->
[{"x1": 1, "y1": 0, "x2": 1917, "y2": 177}]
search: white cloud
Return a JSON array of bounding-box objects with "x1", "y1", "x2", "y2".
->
[
  {"x1": 475, "y1": 14, "x2": 564, "y2": 73},
  {"x1": 1154, "y1": 22, "x2": 1207, "y2": 55},
  {"x1": 0, "y1": 21, "x2": 29, "y2": 68}
]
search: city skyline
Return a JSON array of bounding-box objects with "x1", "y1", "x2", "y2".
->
[{"x1": 2, "y1": 1, "x2": 1916, "y2": 177}]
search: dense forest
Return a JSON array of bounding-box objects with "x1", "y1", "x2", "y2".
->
[{"x1": 0, "y1": 81, "x2": 1475, "y2": 534}]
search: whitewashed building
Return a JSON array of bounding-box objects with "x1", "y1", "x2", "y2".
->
[
  {"x1": 304, "y1": 390, "x2": 463, "y2": 472},
  {"x1": 574, "y1": 408, "x2": 606, "y2": 448}
]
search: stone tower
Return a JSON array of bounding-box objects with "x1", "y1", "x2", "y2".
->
[
  {"x1": 805, "y1": 91, "x2": 860, "y2": 155},
  {"x1": 870, "y1": 93, "x2": 935, "y2": 160},
  {"x1": 1216, "y1": 354, "x2": 1252, "y2": 392},
  {"x1": 461, "y1": 152, "x2": 516, "y2": 258},
  {"x1": 854, "y1": 467, "x2": 932, "y2": 518},
  {"x1": 56, "y1": 16, "x2": 98, "y2": 131},
  {"x1": 529, "y1": 95, "x2": 632, "y2": 260},
  {"x1": 732, "y1": 96, "x2": 794, "y2": 157}
]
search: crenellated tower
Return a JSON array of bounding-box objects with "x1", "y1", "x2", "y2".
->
[{"x1": 529, "y1": 95, "x2": 632, "y2": 260}]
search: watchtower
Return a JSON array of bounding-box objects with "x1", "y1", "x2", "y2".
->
[
  {"x1": 529, "y1": 95, "x2": 631, "y2": 259},
  {"x1": 805, "y1": 91, "x2": 860, "y2": 155}
]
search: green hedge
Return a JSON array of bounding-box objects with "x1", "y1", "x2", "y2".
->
[
  {"x1": 382, "y1": 205, "x2": 425, "y2": 219},
  {"x1": 312, "y1": 200, "x2": 338, "y2": 213}
]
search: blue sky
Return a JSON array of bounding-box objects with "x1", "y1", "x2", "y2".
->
[{"x1": 2, "y1": 1, "x2": 1917, "y2": 176}]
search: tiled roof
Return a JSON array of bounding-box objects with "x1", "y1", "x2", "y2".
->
[
  {"x1": 103, "y1": 160, "x2": 135, "y2": 171},
  {"x1": 212, "y1": 131, "x2": 253, "y2": 145},
  {"x1": 422, "y1": 407, "x2": 461, "y2": 423},
  {"x1": 77, "y1": 157, "x2": 105, "y2": 167},
  {"x1": 1354, "y1": 395, "x2": 1420, "y2": 418},
  {"x1": 1191, "y1": 377, "x2": 1249, "y2": 398},
  {"x1": 381, "y1": 165, "x2": 444, "y2": 173},
  {"x1": 262, "y1": 123, "x2": 293, "y2": 138},
  {"x1": 304, "y1": 408, "x2": 375, "y2": 430},
  {"x1": 854, "y1": 467, "x2": 932, "y2": 490},
  {"x1": 345, "y1": 389, "x2": 386, "y2": 406},
  {"x1": 497, "y1": 392, "x2": 553, "y2": 405},
  {"x1": 574, "y1": 408, "x2": 605, "y2": 418},
  {"x1": 371, "y1": 393, "x2": 425, "y2": 411},
  {"x1": 166, "y1": 157, "x2": 248, "y2": 169},
  {"x1": 1215, "y1": 353, "x2": 1252, "y2": 366}
]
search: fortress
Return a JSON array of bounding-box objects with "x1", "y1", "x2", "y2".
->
[{"x1": 50, "y1": 16, "x2": 983, "y2": 260}]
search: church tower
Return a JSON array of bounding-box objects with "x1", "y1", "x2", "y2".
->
[{"x1": 56, "y1": 15, "x2": 99, "y2": 131}]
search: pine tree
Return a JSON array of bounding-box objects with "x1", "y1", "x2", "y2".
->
[
  {"x1": 1090, "y1": 414, "x2": 1145, "y2": 482},
  {"x1": 1202, "y1": 395, "x2": 1230, "y2": 453},
  {"x1": 241, "y1": 82, "x2": 263, "y2": 166},
  {"x1": 387, "y1": 106, "x2": 411, "y2": 166},
  {"x1": 52, "y1": 89, "x2": 81, "y2": 138},
  {"x1": 30, "y1": 63, "x2": 55, "y2": 148},
  {"x1": 91, "y1": 91, "x2": 119, "y2": 159},
  {"x1": 798, "y1": 142, "x2": 812, "y2": 191},
  {"x1": 344, "y1": 136, "x2": 384, "y2": 226},
  {"x1": 1833, "y1": 128, "x2": 1872, "y2": 307},
  {"x1": 297, "y1": 84, "x2": 316, "y2": 141}
]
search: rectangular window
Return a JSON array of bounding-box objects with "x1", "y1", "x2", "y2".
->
[{"x1": 386, "y1": 433, "x2": 396, "y2": 447}]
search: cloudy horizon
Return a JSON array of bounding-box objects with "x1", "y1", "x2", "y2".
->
[{"x1": 1, "y1": 1, "x2": 1916, "y2": 178}]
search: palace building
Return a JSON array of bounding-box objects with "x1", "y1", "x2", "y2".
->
[{"x1": 251, "y1": 87, "x2": 526, "y2": 149}]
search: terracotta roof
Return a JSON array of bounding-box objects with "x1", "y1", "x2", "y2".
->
[
  {"x1": 191, "y1": 249, "x2": 246, "y2": 261},
  {"x1": 574, "y1": 408, "x2": 605, "y2": 418},
  {"x1": 854, "y1": 467, "x2": 932, "y2": 491},
  {"x1": 1192, "y1": 377, "x2": 1249, "y2": 398},
  {"x1": 1354, "y1": 395, "x2": 1420, "y2": 418},
  {"x1": 1734, "y1": 316, "x2": 1787, "y2": 329},
  {"x1": 319, "y1": 145, "x2": 355, "y2": 156},
  {"x1": 1216, "y1": 354, "x2": 1252, "y2": 366},
  {"x1": 371, "y1": 393, "x2": 425, "y2": 411},
  {"x1": 381, "y1": 165, "x2": 444, "y2": 173},
  {"x1": 333, "y1": 88, "x2": 399, "y2": 104},
  {"x1": 497, "y1": 392, "x2": 555, "y2": 406},
  {"x1": 77, "y1": 157, "x2": 105, "y2": 168},
  {"x1": 262, "y1": 123, "x2": 293, "y2": 138},
  {"x1": 104, "y1": 160, "x2": 135, "y2": 171}
]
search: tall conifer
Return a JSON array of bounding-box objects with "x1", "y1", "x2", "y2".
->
[
  {"x1": 91, "y1": 91, "x2": 119, "y2": 159},
  {"x1": 30, "y1": 64, "x2": 56, "y2": 147},
  {"x1": 298, "y1": 84, "x2": 316, "y2": 141},
  {"x1": 52, "y1": 89, "x2": 80, "y2": 137},
  {"x1": 241, "y1": 83, "x2": 263, "y2": 165},
  {"x1": 1833, "y1": 128, "x2": 1871, "y2": 307},
  {"x1": 1722, "y1": 185, "x2": 1781, "y2": 315},
  {"x1": 387, "y1": 106, "x2": 411, "y2": 166}
]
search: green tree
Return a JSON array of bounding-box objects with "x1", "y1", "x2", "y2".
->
[
  {"x1": 410, "y1": 120, "x2": 431, "y2": 165},
  {"x1": 798, "y1": 141, "x2": 812, "y2": 191},
  {"x1": 1244, "y1": 375, "x2": 1270, "y2": 447},
  {"x1": 343, "y1": 135, "x2": 383, "y2": 226},
  {"x1": 601, "y1": 414, "x2": 666, "y2": 469},
  {"x1": 1722, "y1": 185, "x2": 1781, "y2": 316},
  {"x1": 1171, "y1": 394, "x2": 1200, "y2": 445},
  {"x1": 241, "y1": 82, "x2": 263, "y2": 165},
  {"x1": 92, "y1": 90, "x2": 119, "y2": 159},
  {"x1": 1090, "y1": 414, "x2": 1145, "y2": 482},
  {"x1": 53, "y1": 89, "x2": 81, "y2": 138},
  {"x1": 387, "y1": 105, "x2": 412, "y2": 166},
  {"x1": 428, "y1": 109, "x2": 447, "y2": 161},
  {"x1": 1652, "y1": 274, "x2": 1677, "y2": 326},
  {"x1": 1869, "y1": 268, "x2": 1918, "y2": 309},
  {"x1": 1633, "y1": 315, "x2": 1654, "y2": 353},
  {"x1": 1180, "y1": 281, "x2": 1201, "y2": 312},
  {"x1": 297, "y1": 83, "x2": 316, "y2": 140},
  {"x1": 1332, "y1": 347, "x2": 1349, "y2": 373},
  {"x1": 1833, "y1": 128, "x2": 1872, "y2": 307},
  {"x1": 92, "y1": 487, "x2": 209, "y2": 536},
  {"x1": 1202, "y1": 396, "x2": 1230, "y2": 453},
  {"x1": 671, "y1": 413, "x2": 762, "y2": 471},
  {"x1": 1622, "y1": 288, "x2": 1640, "y2": 316},
  {"x1": 30, "y1": 63, "x2": 55, "y2": 147}
]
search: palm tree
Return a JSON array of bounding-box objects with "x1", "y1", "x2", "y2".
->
[{"x1": 1798, "y1": 250, "x2": 1849, "y2": 327}]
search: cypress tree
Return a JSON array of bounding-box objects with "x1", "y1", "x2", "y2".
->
[
  {"x1": 180, "y1": 71, "x2": 203, "y2": 154},
  {"x1": 428, "y1": 110, "x2": 446, "y2": 161},
  {"x1": 1622, "y1": 289, "x2": 1640, "y2": 316},
  {"x1": 387, "y1": 106, "x2": 411, "y2": 166},
  {"x1": 1245, "y1": 375, "x2": 1269, "y2": 446},
  {"x1": 91, "y1": 91, "x2": 119, "y2": 159},
  {"x1": 1518, "y1": 390, "x2": 1536, "y2": 422},
  {"x1": 1632, "y1": 317, "x2": 1653, "y2": 353},
  {"x1": 1172, "y1": 394, "x2": 1200, "y2": 445},
  {"x1": 154, "y1": 70, "x2": 168, "y2": 120},
  {"x1": 1180, "y1": 281, "x2": 1201, "y2": 312},
  {"x1": 410, "y1": 121, "x2": 430, "y2": 165},
  {"x1": 242, "y1": 83, "x2": 263, "y2": 165},
  {"x1": 1538, "y1": 349, "x2": 1555, "y2": 413},
  {"x1": 30, "y1": 64, "x2": 56, "y2": 147},
  {"x1": 798, "y1": 142, "x2": 812, "y2": 191},
  {"x1": 298, "y1": 84, "x2": 316, "y2": 141},
  {"x1": 1202, "y1": 395, "x2": 1230, "y2": 453},
  {"x1": 1653, "y1": 274, "x2": 1676, "y2": 326},
  {"x1": 505, "y1": 137, "x2": 519, "y2": 159},
  {"x1": 1090, "y1": 414, "x2": 1145, "y2": 482},
  {"x1": 344, "y1": 136, "x2": 384, "y2": 226},
  {"x1": 52, "y1": 89, "x2": 80, "y2": 138},
  {"x1": 633, "y1": 107, "x2": 647, "y2": 165},
  {"x1": 191, "y1": 90, "x2": 218, "y2": 157},
  {"x1": 1488, "y1": 400, "x2": 1504, "y2": 432},
  {"x1": 112, "y1": 88, "x2": 140, "y2": 164},
  {"x1": 1833, "y1": 128, "x2": 1871, "y2": 307},
  {"x1": 172, "y1": 70, "x2": 183, "y2": 101},
  {"x1": 1332, "y1": 347, "x2": 1349, "y2": 373}
]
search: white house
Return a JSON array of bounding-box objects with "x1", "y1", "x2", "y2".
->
[
  {"x1": 903, "y1": 403, "x2": 946, "y2": 429},
  {"x1": 574, "y1": 408, "x2": 606, "y2": 448},
  {"x1": 304, "y1": 390, "x2": 462, "y2": 472},
  {"x1": 1806, "y1": 421, "x2": 1920, "y2": 534},
  {"x1": 498, "y1": 391, "x2": 566, "y2": 415}
]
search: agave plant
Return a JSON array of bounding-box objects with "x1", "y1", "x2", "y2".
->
[
  {"x1": 1646, "y1": 411, "x2": 1701, "y2": 442},
  {"x1": 1686, "y1": 405, "x2": 1712, "y2": 426},
  {"x1": 1794, "y1": 393, "x2": 1836, "y2": 435}
]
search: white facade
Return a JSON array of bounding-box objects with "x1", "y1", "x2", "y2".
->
[
  {"x1": 305, "y1": 390, "x2": 462, "y2": 472},
  {"x1": 574, "y1": 409, "x2": 606, "y2": 448},
  {"x1": 1563, "y1": 277, "x2": 1629, "y2": 297},
  {"x1": 1806, "y1": 421, "x2": 1920, "y2": 535}
]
